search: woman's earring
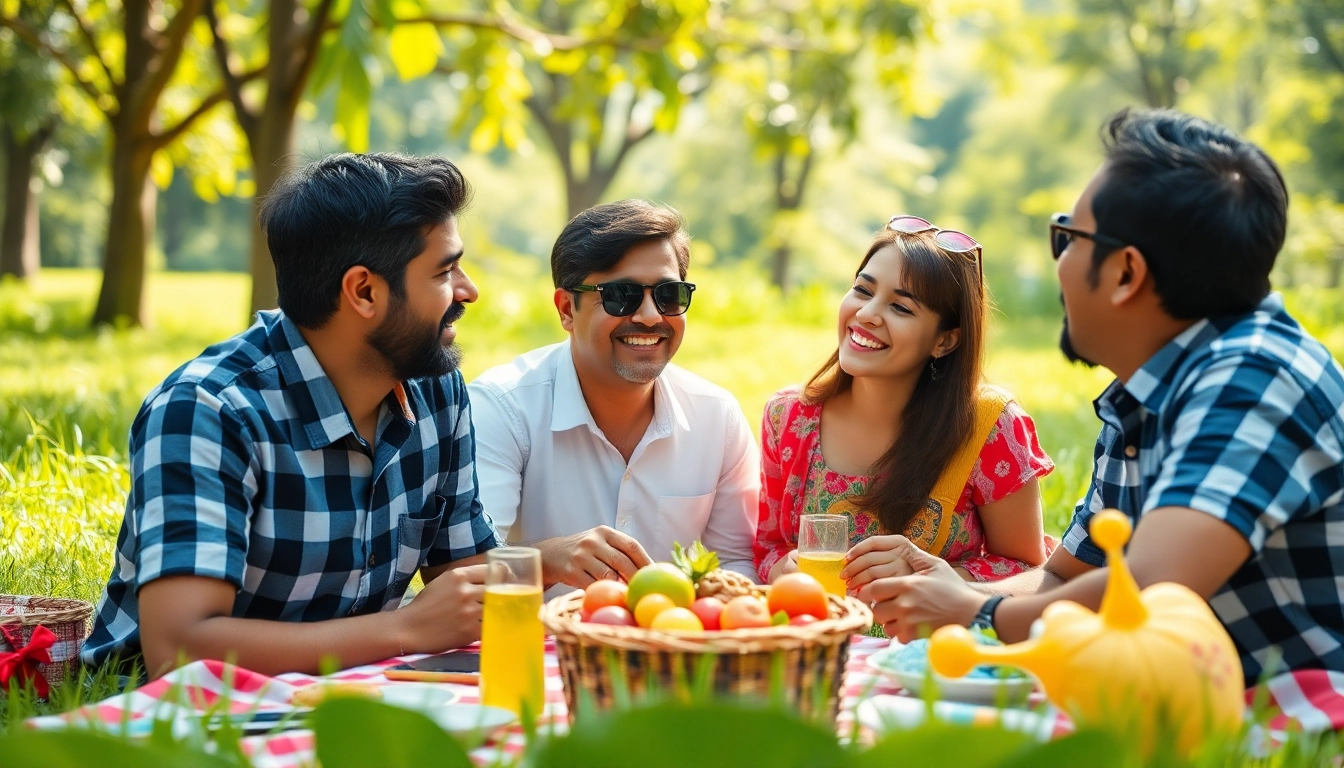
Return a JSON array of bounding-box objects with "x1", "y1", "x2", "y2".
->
[{"x1": 929, "y1": 357, "x2": 941, "y2": 381}]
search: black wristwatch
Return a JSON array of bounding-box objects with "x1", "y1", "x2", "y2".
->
[{"x1": 970, "y1": 595, "x2": 1005, "y2": 632}]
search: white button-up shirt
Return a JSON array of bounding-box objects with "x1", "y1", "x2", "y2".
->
[{"x1": 468, "y1": 341, "x2": 760, "y2": 591}]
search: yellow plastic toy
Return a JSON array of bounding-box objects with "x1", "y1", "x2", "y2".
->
[{"x1": 928, "y1": 509, "x2": 1244, "y2": 755}]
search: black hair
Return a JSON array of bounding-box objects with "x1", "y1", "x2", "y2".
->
[
  {"x1": 550, "y1": 200, "x2": 691, "y2": 291},
  {"x1": 259, "y1": 153, "x2": 472, "y2": 328},
  {"x1": 1090, "y1": 108, "x2": 1288, "y2": 320}
]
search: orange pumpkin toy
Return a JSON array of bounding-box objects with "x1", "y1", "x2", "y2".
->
[{"x1": 928, "y1": 509, "x2": 1244, "y2": 755}]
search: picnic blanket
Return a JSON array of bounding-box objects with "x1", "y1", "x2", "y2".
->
[{"x1": 26, "y1": 636, "x2": 1073, "y2": 765}]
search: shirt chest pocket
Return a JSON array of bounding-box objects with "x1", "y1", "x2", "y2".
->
[
  {"x1": 655, "y1": 492, "x2": 716, "y2": 545},
  {"x1": 395, "y1": 494, "x2": 447, "y2": 579}
]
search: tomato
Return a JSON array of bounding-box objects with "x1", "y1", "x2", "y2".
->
[
  {"x1": 650, "y1": 607, "x2": 704, "y2": 632},
  {"x1": 587, "y1": 606, "x2": 636, "y2": 626},
  {"x1": 582, "y1": 580, "x2": 629, "y2": 616},
  {"x1": 768, "y1": 573, "x2": 829, "y2": 620},
  {"x1": 690, "y1": 597, "x2": 724, "y2": 631},
  {"x1": 634, "y1": 593, "x2": 677, "y2": 628},
  {"x1": 719, "y1": 595, "x2": 772, "y2": 630}
]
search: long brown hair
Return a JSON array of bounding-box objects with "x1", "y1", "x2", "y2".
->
[{"x1": 802, "y1": 227, "x2": 986, "y2": 536}]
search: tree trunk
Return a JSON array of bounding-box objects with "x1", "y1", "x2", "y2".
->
[
  {"x1": 0, "y1": 123, "x2": 50, "y2": 279},
  {"x1": 246, "y1": 116, "x2": 296, "y2": 316},
  {"x1": 565, "y1": 171, "x2": 612, "y2": 221},
  {"x1": 91, "y1": 130, "x2": 156, "y2": 327},
  {"x1": 768, "y1": 148, "x2": 813, "y2": 292}
]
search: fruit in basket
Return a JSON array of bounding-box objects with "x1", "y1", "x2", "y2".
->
[
  {"x1": 626, "y1": 563, "x2": 695, "y2": 613},
  {"x1": 720, "y1": 595, "x2": 771, "y2": 630},
  {"x1": 650, "y1": 607, "x2": 705, "y2": 632},
  {"x1": 789, "y1": 614, "x2": 819, "y2": 627},
  {"x1": 587, "y1": 605, "x2": 636, "y2": 626},
  {"x1": 767, "y1": 573, "x2": 829, "y2": 620},
  {"x1": 582, "y1": 580, "x2": 628, "y2": 616},
  {"x1": 690, "y1": 597, "x2": 724, "y2": 630},
  {"x1": 634, "y1": 593, "x2": 677, "y2": 628}
]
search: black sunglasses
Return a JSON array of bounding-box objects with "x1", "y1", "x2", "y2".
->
[
  {"x1": 1050, "y1": 213, "x2": 1129, "y2": 261},
  {"x1": 569, "y1": 280, "x2": 696, "y2": 317}
]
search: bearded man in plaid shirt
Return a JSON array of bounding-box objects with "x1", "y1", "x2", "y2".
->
[
  {"x1": 853, "y1": 109, "x2": 1344, "y2": 701},
  {"x1": 83, "y1": 154, "x2": 500, "y2": 678}
]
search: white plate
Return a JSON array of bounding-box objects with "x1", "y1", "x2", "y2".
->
[
  {"x1": 427, "y1": 703, "x2": 517, "y2": 742},
  {"x1": 378, "y1": 683, "x2": 460, "y2": 712},
  {"x1": 867, "y1": 644, "x2": 1035, "y2": 706},
  {"x1": 856, "y1": 695, "x2": 1056, "y2": 741}
]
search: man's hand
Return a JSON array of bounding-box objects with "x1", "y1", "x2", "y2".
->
[
  {"x1": 537, "y1": 526, "x2": 652, "y2": 588},
  {"x1": 397, "y1": 564, "x2": 487, "y2": 653},
  {"x1": 768, "y1": 550, "x2": 799, "y2": 583},
  {"x1": 855, "y1": 575, "x2": 985, "y2": 643},
  {"x1": 841, "y1": 535, "x2": 963, "y2": 591}
]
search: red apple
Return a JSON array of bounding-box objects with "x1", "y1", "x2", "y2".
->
[
  {"x1": 690, "y1": 597, "x2": 725, "y2": 631},
  {"x1": 587, "y1": 605, "x2": 636, "y2": 626},
  {"x1": 788, "y1": 614, "x2": 819, "y2": 627}
]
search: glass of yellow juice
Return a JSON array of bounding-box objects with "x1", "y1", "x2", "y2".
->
[
  {"x1": 797, "y1": 514, "x2": 849, "y2": 596},
  {"x1": 480, "y1": 546, "x2": 545, "y2": 718}
]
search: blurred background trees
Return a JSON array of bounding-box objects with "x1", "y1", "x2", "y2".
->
[{"x1": 1, "y1": 0, "x2": 1342, "y2": 324}]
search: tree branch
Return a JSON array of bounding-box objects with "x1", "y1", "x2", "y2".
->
[
  {"x1": 128, "y1": 0, "x2": 206, "y2": 121},
  {"x1": 285, "y1": 0, "x2": 337, "y2": 116},
  {"x1": 203, "y1": 0, "x2": 258, "y2": 137},
  {"x1": 55, "y1": 0, "x2": 116, "y2": 89},
  {"x1": 151, "y1": 65, "x2": 265, "y2": 150},
  {"x1": 0, "y1": 15, "x2": 111, "y2": 117},
  {"x1": 1303, "y1": 7, "x2": 1344, "y2": 78}
]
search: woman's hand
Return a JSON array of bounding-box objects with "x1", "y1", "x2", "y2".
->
[
  {"x1": 840, "y1": 534, "x2": 962, "y2": 591},
  {"x1": 768, "y1": 550, "x2": 799, "y2": 583}
]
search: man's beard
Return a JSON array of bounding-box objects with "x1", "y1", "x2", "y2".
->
[
  {"x1": 611, "y1": 321, "x2": 674, "y2": 384},
  {"x1": 1058, "y1": 295, "x2": 1098, "y2": 368},
  {"x1": 368, "y1": 297, "x2": 465, "y2": 381}
]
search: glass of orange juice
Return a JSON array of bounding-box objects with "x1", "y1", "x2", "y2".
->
[
  {"x1": 797, "y1": 514, "x2": 849, "y2": 596},
  {"x1": 480, "y1": 547, "x2": 545, "y2": 718}
]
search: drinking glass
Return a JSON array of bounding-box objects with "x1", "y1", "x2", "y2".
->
[
  {"x1": 480, "y1": 547, "x2": 545, "y2": 717},
  {"x1": 797, "y1": 514, "x2": 850, "y2": 596}
]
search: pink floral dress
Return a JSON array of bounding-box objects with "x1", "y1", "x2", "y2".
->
[{"x1": 753, "y1": 387, "x2": 1056, "y2": 583}]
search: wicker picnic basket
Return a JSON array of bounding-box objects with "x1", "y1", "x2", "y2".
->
[
  {"x1": 0, "y1": 595, "x2": 95, "y2": 693},
  {"x1": 540, "y1": 585, "x2": 872, "y2": 723}
]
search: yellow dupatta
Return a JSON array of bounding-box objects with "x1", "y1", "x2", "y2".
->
[{"x1": 900, "y1": 386, "x2": 1011, "y2": 557}]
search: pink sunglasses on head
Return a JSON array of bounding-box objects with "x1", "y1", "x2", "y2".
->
[{"x1": 887, "y1": 215, "x2": 983, "y2": 284}]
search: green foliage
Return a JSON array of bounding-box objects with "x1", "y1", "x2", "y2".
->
[{"x1": 312, "y1": 698, "x2": 474, "y2": 768}]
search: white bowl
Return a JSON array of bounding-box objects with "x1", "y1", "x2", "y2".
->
[
  {"x1": 867, "y1": 644, "x2": 1035, "y2": 706},
  {"x1": 378, "y1": 683, "x2": 460, "y2": 712},
  {"x1": 427, "y1": 703, "x2": 517, "y2": 742}
]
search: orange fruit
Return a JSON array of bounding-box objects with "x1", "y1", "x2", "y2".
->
[
  {"x1": 650, "y1": 607, "x2": 704, "y2": 632},
  {"x1": 768, "y1": 573, "x2": 829, "y2": 620},
  {"x1": 626, "y1": 563, "x2": 695, "y2": 613},
  {"x1": 582, "y1": 580, "x2": 629, "y2": 616},
  {"x1": 719, "y1": 595, "x2": 772, "y2": 630},
  {"x1": 634, "y1": 593, "x2": 677, "y2": 628}
]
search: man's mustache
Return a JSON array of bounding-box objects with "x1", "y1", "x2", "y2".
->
[
  {"x1": 441, "y1": 303, "x2": 466, "y2": 328},
  {"x1": 611, "y1": 322, "x2": 673, "y2": 338}
]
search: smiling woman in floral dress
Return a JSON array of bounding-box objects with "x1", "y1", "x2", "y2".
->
[{"x1": 755, "y1": 217, "x2": 1055, "y2": 591}]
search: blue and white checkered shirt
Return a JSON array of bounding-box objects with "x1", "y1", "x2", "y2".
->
[
  {"x1": 1062, "y1": 293, "x2": 1344, "y2": 685},
  {"x1": 82, "y1": 310, "x2": 498, "y2": 665}
]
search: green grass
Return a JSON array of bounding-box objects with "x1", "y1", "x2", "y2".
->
[{"x1": 2, "y1": 268, "x2": 1340, "y2": 735}]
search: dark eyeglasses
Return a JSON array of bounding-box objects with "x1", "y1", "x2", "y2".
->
[
  {"x1": 887, "y1": 215, "x2": 983, "y2": 284},
  {"x1": 569, "y1": 280, "x2": 696, "y2": 317},
  {"x1": 1049, "y1": 213, "x2": 1129, "y2": 261}
]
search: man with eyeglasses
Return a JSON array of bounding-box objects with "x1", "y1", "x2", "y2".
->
[
  {"x1": 856, "y1": 109, "x2": 1344, "y2": 702},
  {"x1": 469, "y1": 200, "x2": 759, "y2": 594}
]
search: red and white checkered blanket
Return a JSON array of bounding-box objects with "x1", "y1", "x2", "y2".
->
[{"x1": 29, "y1": 637, "x2": 1336, "y2": 764}]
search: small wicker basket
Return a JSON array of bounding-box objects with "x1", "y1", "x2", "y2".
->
[
  {"x1": 541, "y1": 586, "x2": 872, "y2": 723},
  {"x1": 0, "y1": 595, "x2": 95, "y2": 694}
]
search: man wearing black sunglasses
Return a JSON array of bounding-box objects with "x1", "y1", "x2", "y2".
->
[
  {"x1": 856, "y1": 109, "x2": 1344, "y2": 700},
  {"x1": 468, "y1": 200, "x2": 759, "y2": 595}
]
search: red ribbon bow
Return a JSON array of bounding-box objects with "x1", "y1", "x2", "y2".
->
[{"x1": 0, "y1": 623, "x2": 56, "y2": 699}]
